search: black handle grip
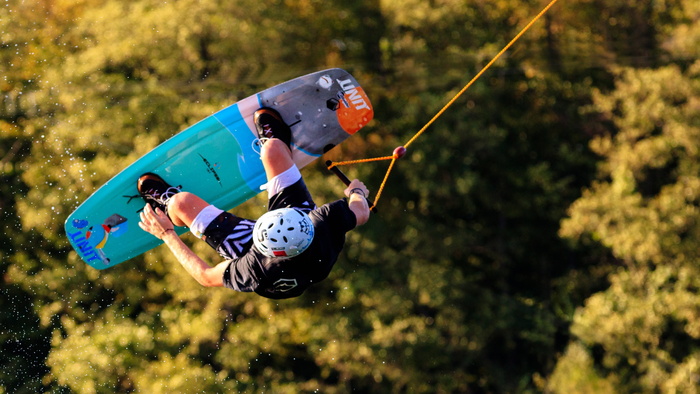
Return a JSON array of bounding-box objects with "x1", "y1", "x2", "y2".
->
[{"x1": 326, "y1": 160, "x2": 377, "y2": 213}]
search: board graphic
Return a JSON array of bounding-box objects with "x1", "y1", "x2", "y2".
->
[{"x1": 65, "y1": 69, "x2": 373, "y2": 269}]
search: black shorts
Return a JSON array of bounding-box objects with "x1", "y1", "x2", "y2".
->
[
  {"x1": 203, "y1": 178, "x2": 316, "y2": 259},
  {"x1": 268, "y1": 177, "x2": 316, "y2": 213}
]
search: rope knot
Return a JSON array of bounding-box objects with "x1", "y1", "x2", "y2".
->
[{"x1": 392, "y1": 146, "x2": 406, "y2": 159}]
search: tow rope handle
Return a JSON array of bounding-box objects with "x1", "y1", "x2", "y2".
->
[{"x1": 326, "y1": 160, "x2": 377, "y2": 213}]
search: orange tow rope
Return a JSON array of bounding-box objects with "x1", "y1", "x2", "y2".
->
[{"x1": 327, "y1": 0, "x2": 562, "y2": 211}]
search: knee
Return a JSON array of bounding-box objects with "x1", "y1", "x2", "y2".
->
[
  {"x1": 261, "y1": 138, "x2": 291, "y2": 162},
  {"x1": 166, "y1": 192, "x2": 194, "y2": 226},
  {"x1": 165, "y1": 191, "x2": 211, "y2": 227},
  {"x1": 167, "y1": 191, "x2": 188, "y2": 212}
]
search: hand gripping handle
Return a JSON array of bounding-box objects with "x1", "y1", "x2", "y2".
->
[{"x1": 326, "y1": 160, "x2": 377, "y2": 213}]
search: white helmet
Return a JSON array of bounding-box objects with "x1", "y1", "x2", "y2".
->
[{"x1": 253, "y1": 208, "x2": 315, "y2": 258}]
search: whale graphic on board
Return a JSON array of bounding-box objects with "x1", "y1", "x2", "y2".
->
[{"x1": 92, "y1": 214, "x2": 129, "y2": 249}]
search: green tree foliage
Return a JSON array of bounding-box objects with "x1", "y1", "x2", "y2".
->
[
  {"x1": 3, "y1": 0, "x2": 696, "y2": 392},
  {"x1": 1, "y1": 1, "x2": 66, "y2": 391},
  {"x1": 550, "y1": 0, "x2": 700, "y2": 391}
]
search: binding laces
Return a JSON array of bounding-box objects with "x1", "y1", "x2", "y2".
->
[{"x1": 124, "y1": 185, "x2": 182, "y2": 213}]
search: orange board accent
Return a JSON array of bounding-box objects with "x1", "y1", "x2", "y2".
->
[{"x1": 336, "y1": 86, "x2": 373, "y2": 134}]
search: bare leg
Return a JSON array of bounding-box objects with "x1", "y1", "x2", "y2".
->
[
  {"x1": 260, "y1": 138, "x2": 294, "y2": 180},
  {"x1": 166, "y1": 192, "x2": 210, "y2": 227}
]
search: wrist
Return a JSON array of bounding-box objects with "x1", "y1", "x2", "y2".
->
[
  {"x1": 348, "y1": 188, "x2": 366, "y2": 198},
  {"x1": 159, "y1": 228, "x2": 175, "y2": 239}
]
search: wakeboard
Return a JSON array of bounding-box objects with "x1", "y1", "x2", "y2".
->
[{"x1": 64, "y1": 68, "x2": 373, "y2": 269}]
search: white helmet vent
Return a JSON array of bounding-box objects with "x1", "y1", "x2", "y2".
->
[{"x1": 253, "y1": 208, "x2": 315, "y2": 258}]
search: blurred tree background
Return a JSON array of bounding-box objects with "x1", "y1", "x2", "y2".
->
[{"x1": 2, "y1": 0, "x2": 699, "y2": 392}]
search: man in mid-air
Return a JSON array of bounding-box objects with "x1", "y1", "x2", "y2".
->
[{"x1": 137, "y1": 107, "x2": 370, "y2": 299}]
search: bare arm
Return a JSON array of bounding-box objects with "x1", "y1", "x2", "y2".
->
[
  {"x1": 139, "y1": 204, "x2": 226, "y2": 287},
  {"x1": 344, "y1": 179, "x2": 371, "y2": 226}
]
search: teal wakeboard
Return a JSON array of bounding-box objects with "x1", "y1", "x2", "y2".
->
[{"x1": 65, "y1": 68, "x2": 373, "y2": 269}]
